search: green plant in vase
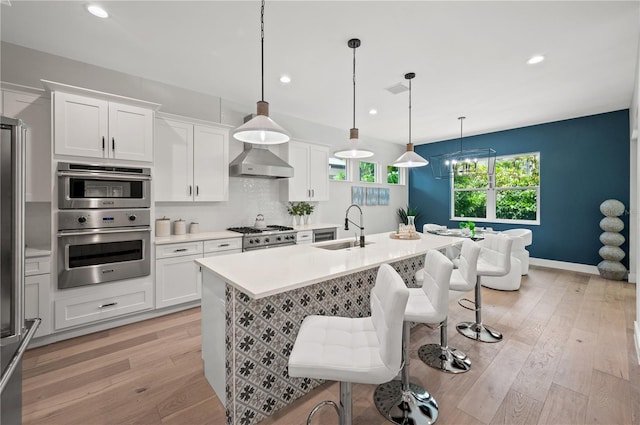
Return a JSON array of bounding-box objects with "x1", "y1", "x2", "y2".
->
[
  {"x1": 459, "y1": 220, "x2": 476, "y2": 237},
  {"x1": 298, "y1": 201, "x2": 314, "y2": 224},
  {"x1": 397, "y1": 205, "x2": 420, "y2": 225}
]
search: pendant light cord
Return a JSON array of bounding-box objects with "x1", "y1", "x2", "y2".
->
[
  {"x1": 352, "y1": 44, "x2": 356, "y2": 129},
  {"x1": 459, "y1": 116, "x2": 465, "y2": 151},
  {"x1": 261, "y1": 0, "x2": 265, "y2": 102},
  {"x1": 408, "y1": 78, "x2": 412, "y2": 144}
]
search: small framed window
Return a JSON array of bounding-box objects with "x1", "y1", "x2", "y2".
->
[
  {"x1": 359, "y1": 161, "x2": 376, "y2": 183},
  {"x1": 387, "y1": 165, "x2": 400, "y2": 184},
  {"x1": 329, "y1": 157, "x2": 348, "y2": 181}
]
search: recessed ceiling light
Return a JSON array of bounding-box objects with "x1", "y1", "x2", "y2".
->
[
  {"x1": 527, "y1": 55, "x2": 545, "y2": 65},
  {"x1": 369, "y1": 109, "x2": 378, "y2": 115},
  {"x1": 86, "y1": 4, "x2": 109, "y2": 18},
  {"x1": 279, "y1": 75, "x2": 291, "y2": 84}
]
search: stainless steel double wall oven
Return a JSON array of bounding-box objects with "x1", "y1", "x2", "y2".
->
[{"x1": 57, "y1": 163, "x2": 151, "y2": 289}]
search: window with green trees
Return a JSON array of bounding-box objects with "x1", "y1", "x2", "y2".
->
[
  {"x1": 387, "y1": 165, "x2": 399, "y2": 184},
  {"x1": 452, "y1": 153, "x2": 539, "y2": 223},
  {"x1": 329, "y1": 157, "x2": 347, "y2": 181},
  {"x1": 359, "y1": 161, "x2": 376, "y2": 183}
]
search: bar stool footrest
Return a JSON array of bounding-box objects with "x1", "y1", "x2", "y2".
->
[
  {"x1": 457, "y1": 297, "x2": 477, "y2": 311},
  {"x1": 306, "y1": 400, "x2": 340, "y2": 425}
]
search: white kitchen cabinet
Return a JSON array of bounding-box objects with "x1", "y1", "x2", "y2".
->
[
  {"x1": 54, "y1": 281, "x2": 153, "y2": 330},
  {"x1": 155, "y1": 116, "x2": 229, "y2": 202},
  {"x1": 281, "y1": 140, "x2": 329, "y2": 201},
  {"x1": 25, "y1": 255, "x2": 52, "y2": 338},
  {"x1": 52, "y1": 90, "x2": 154, "y2": 162},
  {"x1": 155, "y1": 238, "x2": 241, "y2": 308},
  {"x1": 296, "y1": 230, "x2": 313, "y2": 245},
  {"x1": 156, "y1": 253, "x2": 203, "y2": 309},
  {"x1": 2, "y1": 90, "x2": 51, "y2": 201}
]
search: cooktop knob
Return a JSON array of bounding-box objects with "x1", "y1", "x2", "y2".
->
[
  {"x1": 78, "y1": 216, "x2": 87, "y2": 223},
  {"x1": 264, "y1": 238, "x2": 270, "y2": 243},
  {"x1": 128, "y1": 214, "x2": 137, "y2": 221},
  {"x1": 249, "y1": 239, "x2": 254, "y2": 244},
  {"x1": 276, "y1": 236, "x2": 282, "y2": 241}
]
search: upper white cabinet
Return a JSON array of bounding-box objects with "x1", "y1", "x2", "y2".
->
[
  {"x1": 2, "y1": 89, "x2": 51, "y2": 201},
  {"x1": 155, "y1": 116, "x2": 229, "y2": 202},
  {"x1": 43, "y1": 80, "x2": 159, "y2": 163},
  {"x1": 53, "y1": 92, "x2": 153, "y2": 161},
  {"x1": 281, "y1": 140, "x2": 329, "y2": 201}
]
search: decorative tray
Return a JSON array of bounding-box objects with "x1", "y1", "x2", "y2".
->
[{"x1": 390, "y1": 232, "x2": 421, "y2": 240}]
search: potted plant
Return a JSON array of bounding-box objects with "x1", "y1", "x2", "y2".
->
[
  {"x1": 287, "y1": 202, "x2": 301, "y2": 225},
  {"x1": 299, "y1": 201, "x2": 315, "y2": 224},
  {"x1": 459, "y1": 220, "x2": 476, "y2": 237},
  {"x1": 397, "y1": 205, "x2": 420, "y2": 225}
]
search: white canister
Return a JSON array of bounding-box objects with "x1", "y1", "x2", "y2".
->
[
  {"x1": 173, "y1": 219, "x2": 187, "y2": 235},
  {"x1": 155, "y1": 217, "x2": 170, "y2": 237},
  {"x1": 189, "y1": 222, "x2": 199, "y2": 234}
]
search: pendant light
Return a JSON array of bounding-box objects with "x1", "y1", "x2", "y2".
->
[
  {"x1": 334, "y1": 38, "x2": 374, "y2": 159},
  {"x1": 232, "y1": 0, "x2": 290, "y2": 145},
  {"x1": 393, "y1": 72, "x2": 428, "y2": 168}
]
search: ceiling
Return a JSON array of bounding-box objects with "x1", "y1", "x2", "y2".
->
[{"x1": 1, "y1": 1, "x2": 639, "y2": 145}]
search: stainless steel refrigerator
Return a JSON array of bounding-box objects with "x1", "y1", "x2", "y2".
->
[{"x1": 0, "y1": 116, "x2": 40, "y2": 425}]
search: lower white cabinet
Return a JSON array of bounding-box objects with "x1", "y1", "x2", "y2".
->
[
  {"x1": 156, "y1": 253, "x2": 203, "y2": 309},
  {"x1": 54, "y1": 282, "x2": 153, "y2": 330},
  {"x1": 155, "y1": 238, "x2": 241, "y2": 309},
  {"x1": 25, "y1": 255, "x2": 52, "y2": 338},
  {"x1": 296, "y1": 230, "x2": 313, "y2": 245}
]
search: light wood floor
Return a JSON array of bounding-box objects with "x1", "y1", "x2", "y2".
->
[{"x1": 22, "y1": 266, "x2": 639, "y2": 425}]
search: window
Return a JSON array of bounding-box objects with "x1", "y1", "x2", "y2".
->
[
  {"x1": 452, "y1": 153, "x2": 540, "y2": 224},
  {"x1": 329, "y1": 157, "x2": 347, "y2": 181},
  {"x1": 387, "y1": 165, "x2": 399, "y2": 184},
  {"x1": 359, "y1": 161, "x2": 376, "y2": 183}
]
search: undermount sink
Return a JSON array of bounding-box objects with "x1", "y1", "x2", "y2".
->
[{"x1": 314, "y1": 240, "x2": 374, "y2": 250}]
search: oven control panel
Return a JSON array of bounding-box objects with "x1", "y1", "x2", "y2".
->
[{"x1": 59, "y1": 209, "x2": 150, "y2": 230}]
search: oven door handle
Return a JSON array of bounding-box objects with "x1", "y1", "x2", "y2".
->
[
  {"x1": 57, "y1": 171, "x2": 152, "y2": 181},
  {"x1": 57, "y1": 227, "x2": 151, "y2": 237}
]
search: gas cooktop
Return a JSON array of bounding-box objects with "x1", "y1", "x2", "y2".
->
[{"x1": 227, "y1": 225, "x2": 294, "y2": 235}]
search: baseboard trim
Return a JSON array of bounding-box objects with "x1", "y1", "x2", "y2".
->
[
  {"x1": 635, "y1": 321, "x2": 640, "y2": 366},
  {"x1": 529, "y1": 258, "x2": 599, "y2": 275}
]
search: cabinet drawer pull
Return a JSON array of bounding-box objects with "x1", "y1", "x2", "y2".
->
[
  {"x1": 196, "y1": 185, "x2": 199, "y2": 196},
  {"x1": 102, "y1": 136, "x2": 105, "y2": 150},
  {"x1": 189, "y1": 186, "x2": 192, "y2": 196},
  {"x1": 112, "y1": 137, "x2": 115, "y2": 151},
  {"x1": 218, "y1": 243, "x2": 230, "y2": 247},
  {"x1": 99, "y1": 302, "x2": 117, "y2": 308},
  {"x1": 174, "y1": 248, "x2": 188, "y2": 252}
]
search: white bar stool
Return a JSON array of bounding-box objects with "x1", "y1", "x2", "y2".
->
[
  {"x1": 374, "y1": 250, "x2": 453, "y2": 425},
  {"x1": 288, "y1": 264, "x2": 409, "y2": 425},
  {"x1": 456, "y1": 234, "x2": 512, "y2": 343},
  {"x1": 418, "y1": 239, "x2": 481, "y2": 373}
]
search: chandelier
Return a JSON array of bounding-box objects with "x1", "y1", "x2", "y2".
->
[{"x1": 429, "y1": 116, "x2": 495, "y2": 179}]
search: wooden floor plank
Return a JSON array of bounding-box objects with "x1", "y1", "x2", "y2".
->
[
  {"x1": 536, "y1": 383, "x2": 588, "y2": 425},
  {"x1": 21, "y1": 267, "x2": 638, "y2": 425},
  {"x1": 457, "y1": 339, "x2": 533, "y2": 423},
  {"x1": 489, "y1": 389, "x2": 543, "y2": 425}
]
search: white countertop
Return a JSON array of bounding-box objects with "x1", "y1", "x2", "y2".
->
[
  {"x1": 155, "y1": 230, "x2": 241, "y2": 245},
  {"x1": 196, "y1": 231, "x2": 462, "y2": 299},
  {"x1": 292, "y1": 222, "x2": 340, "y2": 232},
  {"x1": 25, "y1": 246, "x2": 52, "y2": 258}
]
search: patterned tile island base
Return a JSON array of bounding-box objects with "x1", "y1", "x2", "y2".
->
[{"x1": 217, "y1": 255, "x2": 424, "y2": 425}]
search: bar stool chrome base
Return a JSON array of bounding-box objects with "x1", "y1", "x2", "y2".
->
[
  {"x1": 418, "y1": 344, "x2": 471, "y2": 374},
  {"x1": 456, "y1": 321, "x2": 502, "y2": 343},
  {"x1": 373, "y1": 380, "x2": 439, "y2": 425}
]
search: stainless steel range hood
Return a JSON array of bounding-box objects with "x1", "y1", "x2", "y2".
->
[{"x1": 229, "y1": 143, "x2": 293, "y2": 179}]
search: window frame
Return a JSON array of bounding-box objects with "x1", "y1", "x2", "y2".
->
[
  {"x1": 358, "y1": 160, "x2": 378, "y2": 184},
  {"x1": 328, "y1": 157, "x2": 350, "y2": 182},
  {"x1": 450, "y1": 152, "x2": 540, "y2": 225}
]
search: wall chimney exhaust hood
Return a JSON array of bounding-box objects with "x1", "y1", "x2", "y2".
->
[{"x1": 229, "y1": 143, "x2": 294, "y2": 179}]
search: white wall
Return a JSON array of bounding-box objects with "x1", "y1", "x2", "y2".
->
[{"x1": 1, "y1": 42, "x2": 408, "y2": 237}]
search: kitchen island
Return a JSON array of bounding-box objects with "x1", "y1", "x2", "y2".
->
[{"x1": 196, "y1": 231, "x2": 462, "y2": 425}]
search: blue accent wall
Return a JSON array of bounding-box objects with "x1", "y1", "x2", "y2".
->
[{"x1": 410, "y1": 110, "x2": 630, "y2": 267}]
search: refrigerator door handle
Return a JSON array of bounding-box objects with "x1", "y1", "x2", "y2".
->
[{"x1": 0, "y1": 318, "x2": 40, "y2": 395}]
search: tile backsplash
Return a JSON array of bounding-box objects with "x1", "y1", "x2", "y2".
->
[{"x1": 155, "y1": 178, "x2": 303, "y2": 232}]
